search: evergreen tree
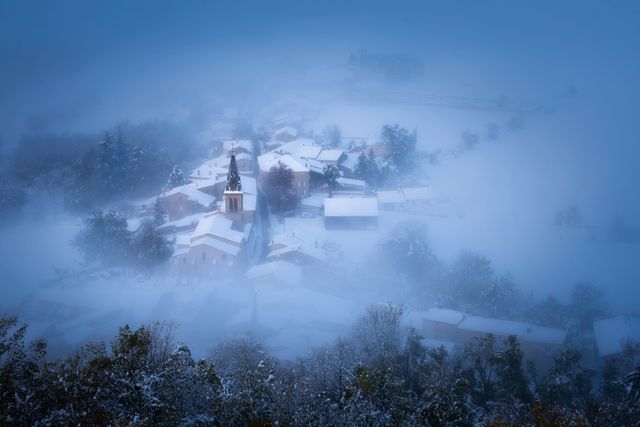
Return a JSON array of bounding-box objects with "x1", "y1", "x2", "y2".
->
[
  {"x1": 97, "y1": 132, "x2": 116, "y2": 192},
  {"x1": 72, "y1": 210, "x2": 132, "y2": 267},
  {"x1": 152, "y1": 198, "x2": 166, "y2": 227},
  {"x1": 542, "y1": 349, "x2": 595, "y2": 408},
  {"x1": 112, "y1": 128, "x2": 130, "y2": 192},
  {"x1": 131, "y1": 221, "x2": 173, "y2": 269},
  {"x1": 166, "y1": 165, "x2": 188, "y2": 190},
  {"x1": 353, "y1": 151, "x2": 370, "y2": 183},
  {"x1": 264, "y1": 161, "x2": 298, "y2": 216},
  {"x1": 323, "y1": 164, "x2": 341, "y2": 193},
  {"x1": 381, "y1": 124, "x2": 417, "y2": 171}
]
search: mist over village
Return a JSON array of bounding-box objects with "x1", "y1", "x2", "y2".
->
[{"x1": 1, "y1": 1, "x2": 640, "y2": 425}]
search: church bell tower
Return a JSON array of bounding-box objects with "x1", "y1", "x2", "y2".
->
[{"x1": 223, "y1": 150, "x2": 243, "y2": 227}]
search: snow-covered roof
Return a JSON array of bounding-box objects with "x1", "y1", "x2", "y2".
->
[
  {"x1": 458, "y1": 315, "x2": 567, "y2": 345},
  {"x1": 337, "y1": 177, "x2": 367, "y2": 189},
  {"x1": 594, "y1": 315, "x2": 640, "y2": 356},
  {"x1": 190, "y1": 236, "x2": 241, "y2": 256},
  {"x1": 273, "y1": 138, "x2": 315, "y2": 155},
  {"x1": 159, "y1": 212, "x2": 207, "y2": 231},
  {"x1": 267, "y1": 231, "x2": 331, "y2": 262},
  {"x1": 162, "y1": 184, "x2": 216, "y2": 208},
  {"x1": 377, "y1": 189, "x2": 406, "y2": 204},
  {"x1": 258, "y1": 152, "x2": 308, "y2": 173},
  {"x1": 192, "y1": 214, "x2": 246, "y2": 244},
  {"x1": 175, "y1": 233, "x2": 192, "y2": 247},
  {"x1": 324, "y1": 197, "x2": 378, "y2": 217},
  {"x1": 421, "y1": 308, "x2": 467, "y2": 326},
  {"x1": 402, "y1": 186, "x2": 434, "y2": 201},
  {"x1": 189, "y1": 158, "x2": 228, "y2": 180},
  {"x1": 301, "y1": 193, "x2": 328, "y2": 208},
  {"x1": 296, "y1": 145, "x2": 323, "y2": 160},
  {"x1": 340, "y1": 153, "x2": 359, "y2": 170},
  {"x1": 316, "y1": 149, "x2": 344, "y2": 162},
  {"x1": 245, "y1": 261, "x2": 302, "y2": 287}
]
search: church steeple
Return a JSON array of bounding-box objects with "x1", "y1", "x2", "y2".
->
[
  {"x1": 223, "y1": 150, "x2": 244, "y2": 224},
  {"x1": 225, "y1": 150, "x2": 242, "y2": 192}
]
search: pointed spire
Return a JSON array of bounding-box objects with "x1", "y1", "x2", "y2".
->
[{"x1": 225, "y1": 149, "x2": 242, "y2": 191}]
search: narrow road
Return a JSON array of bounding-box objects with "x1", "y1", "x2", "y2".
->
[{"x1": 246, "y1": 136, "x2": 271, "y2": 265}]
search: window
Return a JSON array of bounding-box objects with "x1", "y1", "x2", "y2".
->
[{"x1": 202, "y1": 252, "x2": 206, "y2": 262}]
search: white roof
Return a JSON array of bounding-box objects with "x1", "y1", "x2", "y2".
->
[
  {"x1": 175, "y1": 233, "x2": 192, "y2": 247},
  {"x1": 340, "y1": 153, "x2": 359, "y2": 170},
  {"x1": 316, "y1": 149, "x2": 344, "y2": 162},
  {"x1": 297, "y1": 145, "x2": 323, "y2": 160},
  {"x1": 267, "y1": 231, "x2": 331, "y2": 262},
  {"x1": 337, "y1": 177, "x2": 367, "y2": 189},
  {"x1": 192, "y1": 214, "x2": 246, "y2": 244},
  {"x1": 190, "y1": 236, "x2": 241, "y2": 256},
  {"x1": 402, "y1": 186, "x2": 434, "y2": 201},
  {"x1": 458, "y1": 315, "x2": 567, "y2": 345},
  {"x1": 377, "y1": 189, "x2": 406, "y2": 204},
  {"x1": 422, "y1": 308, "x2": 467, "y2": 326},
  {"x1": 276, "y1": 138, "x2": 317, "y2": 156},
  {"x1": 190, "y1": 157, "x2": 229, "y2": 180},
  {"x1": 245, "y1": 261, "x2": 302, "y2": 287},
  {"x1": 162, "y1": 183, "x2": 216, "y2": 208},
  {"x1": 324, "y1": 197, "x2": 378, "y2": 217},
  {"x1": 159, "y1": 212, "x2": 207, "y2": 231},
  {"x1": 594, "y1": 315, "x2": 640, "y2": 356},
  {"x1": 301, "y1": 193, "x2": 328, "y2": 208},
  {"x1": 258, "y1": 152, "x2": 308, "y2": 173}
]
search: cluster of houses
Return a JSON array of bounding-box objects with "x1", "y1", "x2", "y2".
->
[
  {"x1": 256, "y1": 127, "x2": 435, "y2": 229},
  {"x1": 134, "y1": 116, "x2": 438, "y2": 277},
  {"x1": 130, "y1": 110, "x2": 640, "y2": 364}
]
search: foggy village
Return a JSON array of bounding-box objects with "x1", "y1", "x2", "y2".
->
[{"x1": 1, "y1": 1, "x2": 640, "y2": 425}]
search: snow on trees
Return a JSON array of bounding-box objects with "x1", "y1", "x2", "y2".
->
[
  {"x1": 264, "y1": 161, "x2": 299, "y2": 216},
  {"x1": 323, "y1": 164, "x2": 341, "y2": 193},
  {"x1": 73, "y1": 210, "x2": 172, "y2": 269},
  {"x1": 166, "y1": 164, "x2": 188, "y2": 190},
  {"x1": 381, "y1": 124, "x2": 417, "y2": 171}
]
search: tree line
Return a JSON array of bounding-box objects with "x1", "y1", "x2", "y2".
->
[
  {"x1": 1, "y1": 305, "x2": 639, "y2": 426},
  {"x1": 0, "y1": 121, "x2": 204, "y2": 218}
]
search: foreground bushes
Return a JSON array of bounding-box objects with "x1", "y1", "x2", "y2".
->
[{"x1": 1, "y1": 308, "x2": 639, "y2": 426}]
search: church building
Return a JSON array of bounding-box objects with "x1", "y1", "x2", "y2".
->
[{"x1": 172, "y1": 151, "x2": 255, "y2": 275}]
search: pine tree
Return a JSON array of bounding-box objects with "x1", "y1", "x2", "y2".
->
[
  {"x1": 112, "y1": 128, "x2": 130, "y2": 192},
  {"x1": 323, "y1": 164, "x2": 341, "y2": 193},
  {"x1": 131, "y1": 221, "x2": 173, "y2": 269},
  {"x1": 166, "y1": 165, "x2": 188, "y2": 190},
  {"x1": 264, "y1": 161, "x2": 298, "y2": 216},
  {"x1": 381, "y1": 124, "x2": 417, "y2": 172},
  {"x1": 152, "y1": 198, "x2": 166, "y2": 227}
]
